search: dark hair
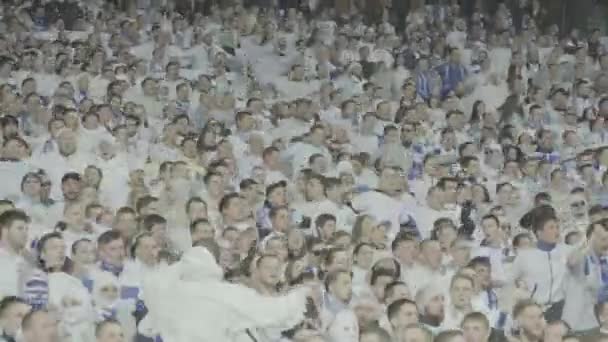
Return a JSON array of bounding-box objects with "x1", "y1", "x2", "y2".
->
[
  {"x1": 135, "y1": 195, "x2": 158, "y2": 214},
  {"x1": 0, "y1": 209, "x2": 29, "y2": 237},
  {"x1": 387, "y1": 298, "x2": 418, "y2": 321},
  {"x1": 468, "y1": 256, "x2": 491, "y2": 269},
  {"x1": 141, "y1": 214, "x2": 166, "y2": 232},
  {"x1": 190, "y1": 218, "x2": 211, "y2": 234},
  {"x1": 370, "y1": 268, "x2": 397, "y2": 286},
  {"x1": 185, "y1": 197, "x2": 206, "y2": 214},
  {"x1": 71, "y1": 238, "x2": 92, "y2": 255},
  {"x1": 219, "y1": 193, "x2": 240, "y2": 214},
  {"x1": 384, "y1": 281, "x2": 409, "y2": 302},
  {"x1": 61, "y1": 172, "x2": 81, "y2": 184},
  {"x1": 97, "y1": 230, "x2": 122, "y2": 247},
  {"x1": 324, "y1": 269, "x2": 351, "y2": 291},
  {"x1": 360, "y1": 326, "x2": 392, "y2": 342}
]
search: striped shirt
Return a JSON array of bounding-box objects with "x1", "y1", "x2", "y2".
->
[{"x1": 22, "y1": 269, "x2": 49, "y2": 310}]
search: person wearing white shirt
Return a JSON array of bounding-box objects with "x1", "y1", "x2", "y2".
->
[
  {"x1": 410, "y1": 239, "x2": 454, "y2": 298},
  {"x1": 351, "y1": 167, "x2": 417, "y2": 240},
  {"x1": 282, "y1": 124, "x2": 332, "y2": 177},
  {"x1": 262, "y1": 146, "x2": 288, "y2": 185},
  {"x1": 441, "y1": 273, "x2": 476, "y2": 331},
  {"x1": 295, "y1": 174, "x2": 339, "y2": 232},
  {"x1": 509, "y1": 207, "x2": 573, "y2": 322},
  {"x1": 563, "y1": 218, "x2": 608, "y2": 333},
  {"x1": 0, "y1": 210, "x2": 31, "y2": 300},
  {"x1": 472, "y1": 214, "x2": 509, "y2": 286},
  {"x1": 352, "y1": 112, "x2": 380, "y2": 156}
]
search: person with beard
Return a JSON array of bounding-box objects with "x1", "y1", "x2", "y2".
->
[
  {"x1": 415, "y1": 282, "x2": 445, "y2": 334},
  {"x1": 90, "y1": 271, "x2": 136, "y2": 342},
  {"x1": 0, "y1": 297, "x2": 31, "y2": 342}
]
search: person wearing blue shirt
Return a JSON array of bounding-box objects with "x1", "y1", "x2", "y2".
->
[{"x1": 436, "y1": 47, "x2": 468, "y2": 99}]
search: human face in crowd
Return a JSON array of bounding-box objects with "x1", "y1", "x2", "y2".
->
[
  {"x1": 517, "y1": 305, "x2": 546, "y2": 341},
  {"x1": 114, "y1": 212, "x2": 137, "y2": 240},
  {"x1": 61, "y1": 178, "x2": 81, "y2": 202},
  {"x1": 392, "y1": 302, "x2": 419, "y2": 330},
  {"x1": 99, "y1": 238, "x2": 125, "y2": 267},
  {"x1": 329, "y1": 272, "x2": 352, "y2": 303},
  {"x1": 135, "y1": 235, "x2": 160, "y2": 265},
  {"x1": 96, "y1": 322, "x2": 126, "y2": 342},
  {"x1": 450, "y1": 277, "x2": 474, "y2": 310},
  {"x1": 462, "y1": 319, "x2": 490, "y2": 342},
  {"x1": 72, "y1": 240, "x2": 96, "y2": 267},
  {"x1": 256, "y1": 256, "x2": 282, "y2": 288},
  {"x1": 271, "y1": 208, "x2": 290, "y2": 233},
  {"x1": 41, "y1": 237, "x2": 66, "y2": 270},
  {"x1": 536, "y1": 218, "x2": 560, "y2": 245}
]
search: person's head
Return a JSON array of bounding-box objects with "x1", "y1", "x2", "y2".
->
[
  {"x1": 449, "y1": 274, "x2": 474, "y2": 310},
  {"x1": 113, "y1": 207, "x2": 137, "y2": 240},
  {"x1": 315, "y1": 214, "x2": 336, "y2": 241},
  {"x1": 384, "y1": 281, "x2": 412, "y2": 304},
  {"x1": 135, "y1": 195, "x2": 159, "y2": 217},
  {"x1": 586, "y1": 218, "x2": 608, "y2": 255},
  {"x1": 305, "y1": 174, "x2": 326, "y2": 201},
  {"x1": 461, "y1": 312, "x2": 490, "y2": 342},
  {"x1": 323, "y1": 247, "x2": 351, "y2": 273},
  {"x1": 37, "y1": 232, "x2": 65, "y2": 271},
  {"x1": 266, "y1": 181, "x2": 288, "y2": 207},
  {"x1": 388, "y1": 298, "x2": 419, "y2": 330},
  {"x1": 353, "y1": 242, "x2": 375, "y2": 269},
  {"x1": 21, "y1": 310, "x2": 59, "y2": 342},
  {"x1": 95, "y1": 319, "x2": 125, "y2": 342},
  {"x1": 190, "y1": 219, "x2": 215, "y2": 245},
  {"x1": 131, "y1": 232, "x2": 160, "y2": 266},
  {"x1": 325, "y1": 269, "x2": 352, "y2": 303},
  {"x1": 370, "y1": 268, "x2": 397, "y2": 301},
  {"x1": 360, "y1": 327, "x2": 392, "y2": 342},
  {"x1": 219, "y1": 193, "x2": 244, "y2": 223},
  {"x1": 513, "y1": 300, "x2": 546, "y2": 341},
  {"x1": 468, "y1": 256, "x2": 491, "y2": 290},
  {"x1": 0, "y1": 297, "x2": 30, "y2": 338},
  {"x1": 391, "y1": 233, "x2": 418, "y2": 266},
  {"x1": 480, "y1": 214, "x2": 502, "y2": 243},
  {"x1": 203, "y1": 172, "x2": 224, "y2": 198},
  {"x1": 419, "y1": 239, "x2": 442, "y2": 269},
  {"x1": 255, "y1": 254, "x2": 282, "y2": 288},
  {"x1": 401, "y1": 324, "x2": 434, "y2": 342},
  {"x1": 71, "y1": 238, "x2": 96, "y2": 267},
  {"x1": 21, "y1": 172, "x2": 42, "y2": 199},
  {"x1": 185, "y1": 197, "x2": 208, "y2": 222},
  {"x1": 57, "y1": 129, "x2": 78, "y2": 157},
  {"x1": 0, "y1": 209, "x2": 29, "y2": 251},
  {"x1": 61, "y1": 172, "x2": 82, "y2": 202},
  {"x1": 97, "y1": 230, "x2": 125, "y2": 267},
  {"x1": 269, "y1": 206, "x2": 290, "y2": 233},
  {"x1": 532, "y1": 209, "x2": 560, "y2": 244}
]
